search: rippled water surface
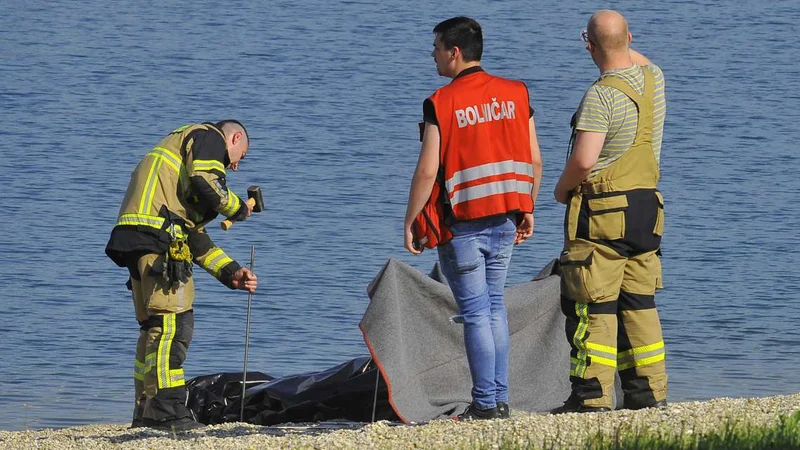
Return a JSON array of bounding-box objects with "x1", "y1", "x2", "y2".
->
[{"x1": 1, "y1": 0, "x2": 798, "y2": 431}]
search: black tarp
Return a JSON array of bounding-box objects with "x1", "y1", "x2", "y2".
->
[{"x1": 187, "y1": 357, "x2": 397, "y2": 425}]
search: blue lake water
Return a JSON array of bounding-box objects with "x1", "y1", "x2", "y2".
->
[{"x1": 1, "y1": 0, "x2": 798, "y2": 431}]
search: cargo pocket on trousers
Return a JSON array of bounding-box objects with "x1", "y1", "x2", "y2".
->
[
  {"x1": 143, "y1": 255, "x2": 188, "y2": 313},
  {"x1": 588, "y1": 195, "x2": 628, "y2": 241},
  {"x1": 654, "y1": 191, "x2": 665, "y2": 236},
  {"x1": 653, "y1": 251, "x2": 664, "y2": 290},
  {"x1": 559, "y1": 243, "x2": 603, "y2": 303}
]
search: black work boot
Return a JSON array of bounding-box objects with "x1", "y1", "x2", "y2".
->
[
  {"x1": 130, "y1": 402, "x2": 146, "y2": 428},
  {"x1": 455, "y1": 403, "x2": 500, "y2": 421},
  {"x1": 142, "y1": 416, "x2": 206, "y2": 432},
  {"x1": 551, "y1": 394, "x2": 611, "y2": 414},
  {"x1": 497, "y1": 402, "x2": 510, "y2": 419},
  {"x1": 624, "y1": 398, "x2": 668, "y2": 410}
]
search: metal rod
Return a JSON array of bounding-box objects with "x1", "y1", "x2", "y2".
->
[
  {"x1": 240, "y1": 245, "x2": 255, "y2": 423},
  {"x1": 371, "y1": 362, "x2": 380, "y2": 423}
]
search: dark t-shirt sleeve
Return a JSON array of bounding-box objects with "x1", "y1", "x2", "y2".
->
[
  {"x1": 423, "y1": 99, "x2": 438, "y2": 125},
  {"x1": 522, "y1": 82, "x2": 535, "y2": 118}
]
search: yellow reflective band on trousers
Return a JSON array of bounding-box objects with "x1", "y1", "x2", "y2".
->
[
  {"x1": 197, "y1": 248, "x2": 233, "y2": 277},
  {"x1": 169, "y1": 368, "x2": 185, "y2": 387},
  {"x1": 586, "y1": 342, "x2": 617, "y2": 368},
  {"x1": 155, "y1": 313, "x2": 185, "y2": 389},
  {"x1": 618, "y1": 341, "x2": 666, "y2": 371},
  {"x1": 144, "y1": 352, "x2": 157, "y2": 373},
  {"x1": 571, "y1": 302, "x2": 590, "y2": 377},
  {"x1": 134, "y1": 359, "x2": 145, "y2": 382}
]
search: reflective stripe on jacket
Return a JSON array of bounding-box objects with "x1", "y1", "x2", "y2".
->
[
  {"x1": 107, "y1": 123, "x2": 243, "y2": 285},
  {"x1": 114, "y1": 123, "x2": 242, "y2": 234}
]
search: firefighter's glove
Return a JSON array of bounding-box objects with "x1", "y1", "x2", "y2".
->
[
  {"x1": 165, "y1": 258, "x2": 192, "y2": 288},
  {"x1": 162, "y1": 239, "x2": 193, "y2": 289}
]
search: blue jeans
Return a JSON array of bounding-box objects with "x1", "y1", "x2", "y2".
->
[{"x1": 438, "y1": 214, "x2": 516, "y2": 409}]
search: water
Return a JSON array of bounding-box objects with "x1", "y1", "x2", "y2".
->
[{"x1": 1, "y1": 0, "x2": 798, "y2": 431}]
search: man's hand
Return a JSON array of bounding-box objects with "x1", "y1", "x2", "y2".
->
[
  {"x1": 403, "y1": 122, "x2": 439, "y2": 256},
  {"x1": 404, "y1": 224, "x2": 422, "y2": 255},
  {"x1": 515, "y1": 213, "x2": 534, "y2": 245},
  {"x1": 232, "y1": 267, "x2": 257, "y2": 293},
  {"x1": 245, "y1": 198, "x2": 254, "y2": 217}
]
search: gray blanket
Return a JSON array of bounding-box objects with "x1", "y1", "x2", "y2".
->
[{"x1": 359, "y1": 258, "x2": 572, "y2": 423}]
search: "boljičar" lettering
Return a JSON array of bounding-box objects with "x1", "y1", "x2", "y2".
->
[{"x1": 454, "y1": 98, "x2": 516, "y2": 128}]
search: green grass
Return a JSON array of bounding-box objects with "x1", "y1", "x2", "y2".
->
[
  {"x1": 478, "y1": 411, "x2": 800, "y2": 450},
  {"x1": 584, "y1": 410, "x2": 800, "y2": 450}
]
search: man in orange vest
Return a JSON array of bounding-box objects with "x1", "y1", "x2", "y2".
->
[{"x1": 404, "y1": 16, "x2": 543, "y2": 420}]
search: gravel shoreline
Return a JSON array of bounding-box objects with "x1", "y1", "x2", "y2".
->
[{"x1": 2, "y1": 393, "x2": 798, "y2": 449}]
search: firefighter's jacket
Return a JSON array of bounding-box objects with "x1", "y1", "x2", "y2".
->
[{"x1": 106, "y1": 123, "x2": 247, "y2": 287}]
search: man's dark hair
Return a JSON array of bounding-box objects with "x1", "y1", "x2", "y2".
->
[
  {"x1": 215, "y1": 119, "x2": 249, "y2": 143},
  {"x1": 433, "y1": 17, "x2": 483, "y2": 62}
]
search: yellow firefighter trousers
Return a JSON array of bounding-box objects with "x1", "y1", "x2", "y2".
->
[
  {"x1": 559, "y1": 67, "x2": 668, "y2": 409},
  {"x1": 128, "y1": 253, "x2": 195, "y2": 422}
]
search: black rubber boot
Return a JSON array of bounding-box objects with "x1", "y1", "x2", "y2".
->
[
  {"x1": 141, "y1": 417, "x2": 206, "y2": 432},
  {"x1": 624, "y1": 398, "x2": 668, "y2": 410},
  {"x1": 130, "y1": 401, "x2": 146, "y2": 428},
  {"x1": 551, "y1": 394, "x2": 611, "y2": 414}
]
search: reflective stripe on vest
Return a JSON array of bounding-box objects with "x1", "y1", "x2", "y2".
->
[{"x1": 446, "y1": 160, "x2": 534, "y2": 208}]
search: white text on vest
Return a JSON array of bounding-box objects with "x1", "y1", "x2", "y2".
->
[{"x1": 455, "y1": 99, "x2": 516, "y2": 128}]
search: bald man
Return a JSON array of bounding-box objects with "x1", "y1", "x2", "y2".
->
[
  {"x1": 106, "y1": 120, "x2": 258, "y2": 431},
  {"x1": 553, "y1": 10, "x2": 668, "y2": 413}
]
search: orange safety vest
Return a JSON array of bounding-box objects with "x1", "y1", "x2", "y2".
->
[{"x1": 413, "y1": 70, "x2": 534, "y2": 249}]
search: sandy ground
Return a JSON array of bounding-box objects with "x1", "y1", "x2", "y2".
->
[{"x1": 1, "y1": 393, "x2": 798, "y2": 449}]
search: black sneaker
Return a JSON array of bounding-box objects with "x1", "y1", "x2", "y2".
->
[
  {"x1": 624, "y1": 398, "x2": 668, "y2": 410},
  {"x1": 142, "y1": 417, "x2": 206, "y2": 432},
  {"x1": 497, "y1": 402, "x2": 510, "y2": 419},
  {"x1": 455, "y1": 403, "x2": 499, "y2": 421},
  {"x1": 130, "y1": 418, "x2": 145, "y2": 429},
  {"x1": 551, "y1": 395, "x2": 611, "y2": 414}
]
